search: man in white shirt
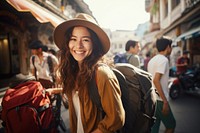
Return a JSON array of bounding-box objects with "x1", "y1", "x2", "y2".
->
[
  {"x1": 148, "y1": 36, "x2": 176, "y2": 133},
  {"x1": 29, "y1": 40, "x2": 59, "y2": 89}
]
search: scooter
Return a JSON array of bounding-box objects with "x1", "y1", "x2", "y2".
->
[{"x1": 169, "y1": 65, "x2": 200, "y2": 99}]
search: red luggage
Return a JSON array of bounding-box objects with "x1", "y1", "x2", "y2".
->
[{"x1": 1, "y1": 81, "x2": 57, "y2": 133}]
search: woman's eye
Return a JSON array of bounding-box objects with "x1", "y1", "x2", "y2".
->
[
  {"x1": 70, "y1": 38, "x2": 76, "y2": 41},
  {"x1": 83, "y1": 39, "x2": 89, "y2": 42},
  {"x1": 83, "y1": 38, "x2": 91, "y2": 42}
]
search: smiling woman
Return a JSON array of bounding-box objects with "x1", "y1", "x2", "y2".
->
[
  {"x1": 51, "y1": 13, "x2": 125, "y2": 133},
  {"x1": 83, "y1": 0, "x2": 149, "y2": 30}
]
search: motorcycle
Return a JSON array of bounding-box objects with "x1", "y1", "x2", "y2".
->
[{"x1": 169, "y1": 65, "x2": 200, "y2": 99}]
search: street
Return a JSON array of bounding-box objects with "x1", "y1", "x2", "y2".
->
[
  {"x1": 0, "y1": 88, "x2": 200, "y2": 133},
  {"x1": 160, "y1": 93, "x2": 200, "y2": 133}
]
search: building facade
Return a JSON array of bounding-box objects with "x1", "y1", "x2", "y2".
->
[
  {"x1": 144, "y1": 0, "x2": 200, "y2": 65},
  {"x1": 109, "y1": 30, "x2": 139, "y2": 54}
]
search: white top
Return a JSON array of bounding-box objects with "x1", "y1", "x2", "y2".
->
[
  {"x1": 147, "y1": 54, "x2": 170, "y2": 101},
  {"x1": 30, "y1": 52, "x2": 58, "y2": 81},
  {"x1": 72, "y1": 90, "x2": 84, "y2": 133}
]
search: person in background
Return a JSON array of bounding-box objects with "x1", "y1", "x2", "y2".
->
[
  {"x1": 169, "y1": 44, "x2": 181, "y2": 68},
  {"x1": 176, "y1": 50, "x2": 190, "y2": 75},
  {"x1": 125, "y1": 40, "x2": 141, "y2": 68},
  {"x1": 147, "y1": 36, "x2": 176, "y2": 133},
  {"x1": 49, "y1": 13, "x2": 125, "y2": 133},
  {"x1": 29, "y1": 40, "x2": 59, "y2": 88},
  {"x1": 169, "y1": 44, "x2": 181, "y2": 77},
  {"x1": 144, "y1": 51, "x2": 151, "y2": 71}
]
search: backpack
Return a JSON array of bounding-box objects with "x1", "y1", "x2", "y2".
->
[
  {"x1": 114, "y1": 53, "x2": 132, "y2": 64},
  {"x1": 89, "y1": 63, "x2": 158, "y2": 133},
  {"x1": 1, "y1": 77, "x2": 59, "y2": 133}
]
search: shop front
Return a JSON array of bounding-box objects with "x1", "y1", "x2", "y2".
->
[
  {"x1": 175, "y1": 26, "x2": 200, "y2": 65},
  {"x1": 0, "y1": 0, "x2": 64, "y2": 87}
]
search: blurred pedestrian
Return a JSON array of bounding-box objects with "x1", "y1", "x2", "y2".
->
[
  {"x1": 29, "y1": 40, "x2": 59, "y2": 88},
  {"x1": 49, "y1": 13, "x2": 125, "y2": 133},
  {"x1": 169, "y1": 43, "x2": 181, "y2": 68},
  {"x1": 125, "y1": 40, "x2": 141, "y2": 68},
  {"x1": 176, "y1": 50, "x2": 190, "y2": 75},
  {"x1": 148, "y1": 36, "x2": 176, "y2": 133},
  {"x1": 144, "y1": 51, "x2": 151, "y2": 71}
]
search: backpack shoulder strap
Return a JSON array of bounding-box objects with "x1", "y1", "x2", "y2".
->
[
  {"x1": 47, "y1": 55, "x2": 55, "y2": 82},
  {"x1": 32, "y1": 56, "x2": 37, "y2": 80},
  {"x1": 126, "y1": 54, "x2": 133, "y2": 62},
  {"x1": 88, "y1": 70, "x2": 104, "y2": 112},
  {"x1": 47, "y1": 56, "x2": 53, "y2": 71}
]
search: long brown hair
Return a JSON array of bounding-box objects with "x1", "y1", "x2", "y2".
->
[{"x1": 57, "y1": 26, "x2": 104, "y2": 95}]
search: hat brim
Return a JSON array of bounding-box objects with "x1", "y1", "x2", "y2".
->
[{"x1": 53, "y1": 19, "x2": 110, "y2": 54}]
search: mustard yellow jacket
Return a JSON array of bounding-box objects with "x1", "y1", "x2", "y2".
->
[{"x1": 67, "y1": 64, "x2": 125, "y2": 133}]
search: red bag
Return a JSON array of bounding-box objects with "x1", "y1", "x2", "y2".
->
[{"x1": 1, "y1": 81, "x2": 57, "y2": 133}]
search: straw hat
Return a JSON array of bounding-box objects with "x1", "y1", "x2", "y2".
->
[{"x1": 53, "y1": 13, "x2": 110, "y2": 54}]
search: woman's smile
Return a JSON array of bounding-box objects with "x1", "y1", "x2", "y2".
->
[{"x1": 74, "y1": 50, "x2": 85, "y2": 54}]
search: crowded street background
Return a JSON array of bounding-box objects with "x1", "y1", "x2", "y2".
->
[{"x1": 1, "y1": 0, "x2": 200, "y2": 133}]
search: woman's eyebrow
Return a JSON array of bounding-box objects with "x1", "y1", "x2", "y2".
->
[{"x1": 82, "y1": 36, "x2": 91, "y2": 38}]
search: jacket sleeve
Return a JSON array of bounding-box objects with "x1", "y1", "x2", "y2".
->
[{"x1": 96, "y1": 65, "x2": 125, "y2": 133}]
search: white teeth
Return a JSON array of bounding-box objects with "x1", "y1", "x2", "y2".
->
[{"x1": 75, "y1": 51, "x2": 84, "y2": 54}]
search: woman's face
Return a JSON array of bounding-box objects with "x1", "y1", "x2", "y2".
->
[{"x1": 69, "y1": 26, "x2": 93, "y2": 64}]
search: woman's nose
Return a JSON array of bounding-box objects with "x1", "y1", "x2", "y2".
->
[{"x1": 76, "y1": 40, "x2": 83, "y2": 48}]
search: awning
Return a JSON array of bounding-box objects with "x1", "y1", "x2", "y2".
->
[
  {"x1": 6, "y1": 0, "x2": 65, "y2": 27},
  {"x1": 176, "y1": 26, "x2": 200, "y2": 42}
]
